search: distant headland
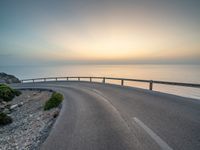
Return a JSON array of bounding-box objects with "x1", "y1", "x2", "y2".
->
[{"x1": 0, "y1": 72, "x2": 21, "y2": 84}]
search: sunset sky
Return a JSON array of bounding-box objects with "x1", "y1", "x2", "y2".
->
[{"x1": 0, "y1": 0, "x2": 200, "y2": 65}]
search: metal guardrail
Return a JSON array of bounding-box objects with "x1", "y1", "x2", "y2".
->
[{"x1": 21, "y1": 77, "x2": 200, "y2": 91}]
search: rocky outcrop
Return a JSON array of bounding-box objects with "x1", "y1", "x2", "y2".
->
[{"x1": 0, "y1": 72, "x2": 21, "y2": 84}]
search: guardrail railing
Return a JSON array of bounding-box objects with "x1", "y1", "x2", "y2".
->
[{"x1": 21, "y1": 77, "x2": 200, "y2": 91}]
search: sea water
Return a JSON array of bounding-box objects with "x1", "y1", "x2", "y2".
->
[{"x1": 1, "y1": 64, "x2": 199, "y2": 99}]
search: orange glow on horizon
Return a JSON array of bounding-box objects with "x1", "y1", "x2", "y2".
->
[{"x1": 39, "y1": 15, "x2": 200, "y2": 62}]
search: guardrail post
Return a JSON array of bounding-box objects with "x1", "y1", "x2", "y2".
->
[
  {"x1": 21, "y1": 80, "x2": 23, "y2": 83},
  {"x1": 90, "y1": 77, "x2": 92, "y2": 82},
  {"x1": 56, "y1": 78, "x2": 57, "y2": 81},
  {"x1": 33, "y1": 79, "x2": 35, "y2": 83},
  {"x1": 102, "y1": 77, "x2": 105, "y2": 84},
  {"x1": 44, "y1": 78, "x2": 46, "y2": 82},
  {"x1": 66, "y1": 77, "x2": 68, "y2": 81},
  {"x1": 149, "y1": 80, "x2": 153, "y2": 90},
  {"x1": 121, "y1": 79, "x2": 124, "y2": 86},
  {"x1": 78, "y1": 77, "x2": 80, "y2": 81}
]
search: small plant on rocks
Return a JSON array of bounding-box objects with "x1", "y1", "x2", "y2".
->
[
  {"x1": 0, "y1": 84, "x2": 21, "y2": 102},
  {"x1": 44, "y1": 92, "x2": 63, "y2": 110},
  {"x1": 0, "y1": 112, "x2": 12, "y2": 125}
]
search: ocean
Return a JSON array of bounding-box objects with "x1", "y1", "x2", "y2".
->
[{"x1": 1, "y1": 64, "x2": 200, "y2": 99}]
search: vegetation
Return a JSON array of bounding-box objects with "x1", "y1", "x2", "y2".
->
[
  {"x1": 0, "y1": 84, "x2": 21, "y2": 102},
  {"x1": 14, "y1": 90, "x2": 22, "y2": 96},
  {"x1": 0, "y1": 112, "x2": 12, "y2": 126},
  {"x1": 44, "y1": 92, "x2": 63, "y2": 110}
]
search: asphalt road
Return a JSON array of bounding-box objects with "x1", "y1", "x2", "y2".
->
[{"x1": 11, "y1": 81, "x2": 200, "y2": 150}]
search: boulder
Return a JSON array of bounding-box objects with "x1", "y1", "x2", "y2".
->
[
  {"x1": 3, "y1": 108, "x2": 11, "y2": 114},
  {"x1": 10, "y1": 104, "x2": 18, "y2": 110}
]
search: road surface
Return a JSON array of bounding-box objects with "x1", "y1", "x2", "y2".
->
[{"x1": 11, "y1": 81, "x2": 200, "y2": 150}]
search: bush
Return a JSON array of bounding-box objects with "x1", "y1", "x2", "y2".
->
[
  {"x1": 44, "y1": 92, "x2": 63, "y2": 110},
  {"x1": 0, "y1": 84, "x2": 21, "y2": 102},
  {"x1": 0, "y1": 112, "x2": 12, "y2": 126},
  {"x1": 14, "y1": 89, "x2": 22, "y2": 96}
]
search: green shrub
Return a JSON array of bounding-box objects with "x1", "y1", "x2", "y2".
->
[
  {"x1": 0, "y1": 112, "x2": 12, "y2": 126},
  {"x1": 0, "y1": 84, "x2": 16, "y2": 101},
  {"x1": 0, "y1": 84, "x2": 21, "y2": 102},
  {"x1": 14, "y1": 89, "x2": 22, "y2": 96},
  {"x1": 44, "y1": 92, "x2": 63, "y2": 110}
]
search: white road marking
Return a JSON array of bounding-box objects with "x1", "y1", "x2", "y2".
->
[{"x1": 133, "y1": 117, "x2": 173, "y2": 150}]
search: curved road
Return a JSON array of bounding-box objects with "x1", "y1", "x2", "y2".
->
[{"x1": 11, "y1": 81, "x2": 200, "y2": 150}]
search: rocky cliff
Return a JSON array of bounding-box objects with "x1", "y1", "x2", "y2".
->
[{"x1": 0, "y1": 73, "x2": 21, "y2": 84}]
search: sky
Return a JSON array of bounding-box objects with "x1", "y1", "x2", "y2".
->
[{"x1": 0, "y1": 0, "x2": 200, "y2": 66}]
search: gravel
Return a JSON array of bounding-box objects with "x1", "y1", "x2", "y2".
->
[{"x1": 0, "y1": 90, "x2": 61, "y2": 150}]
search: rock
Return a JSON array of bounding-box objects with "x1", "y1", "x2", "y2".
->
[
  {"x1": 10, "y1": 104, "x2": 18, "y2": 110},
  {"x1": 1, "y1": 101, "x2": 7, "y2": 105},
  {"x1": 0, "y1": 106, "x2": 4, "y2": 111},
  {"x1": 5, "y1": 104, "x2": 11, "y2": 109},
  {"x1": 53, "y1": 110, "x2": 59, "y2": 118},
  {"x1": 0, "y1": 79, "x2": 6, "y2": 83},
  {"x1": 18, "y1": 102, "x2": 24, "y2": 107},
  {"x1": 7, "y1": 114, "x2": 12, "y2": 118},
  {"x1": 3, "y1": 108, "x2": 11, "y2": 114},
  {"x1": 0, "y1": 102, "x2": 10, "y2": 112}
]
